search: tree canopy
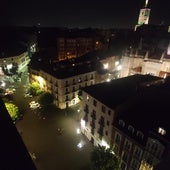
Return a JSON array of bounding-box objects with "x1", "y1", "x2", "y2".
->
[
  {"x1": 29, "y1": 82, "x2": 43, "y2": 96},
  {"x1": 91, "y1": 146, "x2": 120, "y2": 170},
  {"x1": 38, "y1": 92, "x2": 54, "y2": 106},
  {"x1": 5, "y1": 102, "x2": 19, "y2": 121}
]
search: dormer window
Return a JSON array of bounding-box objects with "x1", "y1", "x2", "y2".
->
[
  {"x1": 128, "y1": 125, "x2": 134, "y2": 134},
  {"x1": 119, "y1": 120, "x2": 125, "y2": 127},
  {"x1": 158, "y1": 127, "x2": 166, "y2": 135},
  {"x1": 137, "y1": 131, "x2": 144, "y2": 139}
]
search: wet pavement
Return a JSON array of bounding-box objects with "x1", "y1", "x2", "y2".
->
[{"x1": 13, "y1": 70, "x2": 93, "y2": 170}]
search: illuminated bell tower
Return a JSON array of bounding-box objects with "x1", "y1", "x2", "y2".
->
[{"x1": 135, "y1": 0, "x2": 151, "y2": 30}]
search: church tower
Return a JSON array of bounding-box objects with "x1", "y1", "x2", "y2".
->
[{"x1": 135, "y1": 0, "x2": 151, "y2": 30}]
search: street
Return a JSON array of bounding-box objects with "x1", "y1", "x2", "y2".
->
[{"x1": 12, "y1": 69, "x2": 93, "y2": 170}]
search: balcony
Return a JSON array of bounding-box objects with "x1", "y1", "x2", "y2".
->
[
  {"x1": 98, "y1": 120, "x2": 105, "y2": 127},
  {"x1": 91, "y1": 129, "x2": 94, "y2": 135},
  {"x1": 65, "y1": 83, "x2": 69, "y2": 87},
  {"x1": 90, "y1": 121, "x2": 95, "y2": 129},
  {"x1": 65, "y1": 91, "x2": 69, "y2": 94},
  {"x1": 84, "y1": 106, "x2": 89, "y2": 114},
  {"x1": 65, "y1": 97, "x2": 69, "y2": 101},
  {"x1": 91, "y1": 113, "x2": 96, "y2": 120},
  {"x1": 98, "y1": 127, "x2": 104, "y2": 136}
]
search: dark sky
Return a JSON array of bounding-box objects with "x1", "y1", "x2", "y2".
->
[{"x1": 1, "y1": 0, "x2": 170, "y2": 29}]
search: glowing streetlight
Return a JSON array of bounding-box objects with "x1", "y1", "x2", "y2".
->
[
  {"x1": 77, "y1": 128, "x2": 80, "y2": 134},
  {"x1": 117, "y1": 65, "x2": 122, "y2": 71},
  {"x1": 80, "y1": 119, "x2": 85, "y2": 129}
]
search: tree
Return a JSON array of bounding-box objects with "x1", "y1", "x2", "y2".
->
[
  {"x1": 5, "y1": 102, "x2": 19, "y2": 121},
  {"x1": 10, "y1": 62, "x2": 18, "y2": 74},
  {"x1": 91, "y1": 146, "x2": 120, "y2": 170},
  {"x1": 38, "y1": 92, "x2": 54, "y2": 106},
  {"x1": 29, "y1": 82, "x2": 43, "y2": 96}
]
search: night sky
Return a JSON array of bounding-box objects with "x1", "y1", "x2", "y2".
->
[{"x1": 1, "y1": 0, "x2": 170, "y2": 29}]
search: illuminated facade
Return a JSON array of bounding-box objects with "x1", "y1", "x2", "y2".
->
[
  {"x1": 121, "y1": 47, "x2": 170, "y2": 79},
  {"x1": 29, "y1": 67, "x2": 96, "y2": 109},
  {"x1": 112, "y1": 120, "x2": 166, "y2": 170},
  {"x1": 0, "y1": 52, "x2": 30, "y2": 73},
  {"x1": 81, "y1": 91, "x2": 114, "y2": 148},
  {"x1": 57, "y1": 37, "x2": 102, "y2": 61},
  {"x1": 81, "y1": 75, "x2": 169, "y2": 170}
]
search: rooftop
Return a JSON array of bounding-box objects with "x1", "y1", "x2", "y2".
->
[{"x1": 83, "y1": 74, "x2": 162, "y2": 109}]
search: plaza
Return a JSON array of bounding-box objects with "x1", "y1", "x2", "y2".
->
[{"x1": 12, "y1": 70, "x2": 93, "y2": 170}]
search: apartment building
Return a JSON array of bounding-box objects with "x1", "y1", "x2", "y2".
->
[
  {"x1": 29, "y1": 48, "x2": 123, "y2": 109},
  {"x1": 81, "y1": 74, "x2": 169, "y2": 170},
  {"x1": 57, "y1": 36, "x2": 103, "y2": 61},
  {"x1": 0, "y1": 51, "x2": 30, "y2": 73},
  {"x1": 29, "y1": 61, "x2": 96, "y2": 109}
]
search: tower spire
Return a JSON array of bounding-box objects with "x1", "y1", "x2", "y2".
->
[
  {"x1": 134, "y1": 0, "x2": 151, "y2": 31},
  {"x1": 145, "y1": 0, "x2": 149, "y2": 8}
]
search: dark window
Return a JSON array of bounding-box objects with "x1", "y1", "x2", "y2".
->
[
  {"x1": 108, "y1": 110, "x2": 111, "y2": 115},
  {"x1": 115, "y1": 133, "x2": 121, "y2": 144},
  {"x1": 93, "y1": 100, "x2": 97, "y2": 106},
  {"x1": 101, "y1": 105, "x2": 106, "y2": 113}
]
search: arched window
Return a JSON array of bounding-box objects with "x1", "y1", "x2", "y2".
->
[
  {"x1": 128, "y1": 125, "x2": 134, "y2": 133},
  {"x1": 137, "y1": 131, "x2": 144, "y2": 139},
  {"x1": 158, "y1": 127, "x2": 166, "y2": 135},
  {"x1": 119, "y1": 119, "x2": 125, "y2": 127}
]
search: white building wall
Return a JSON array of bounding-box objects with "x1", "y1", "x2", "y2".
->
[
  {"x1": 29, "y1": 67, "x2": 96, "y2": 109},
  {"x1": 81, "y1": 91, "x2": 115, "y2": 148},
  {"x1": 142, "y1": 61, "x2": 162, "y2": 76}
]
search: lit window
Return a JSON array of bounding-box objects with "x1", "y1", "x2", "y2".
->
[
  {"x1": 103, "y1": 63, "x2": 108, "y2": 69},
  {"x1": 115, "y1": 61, "x2": 119, "y2": 66},
  {"x1": 158, "y1": 127, "x2": 166, "y2": 135}
]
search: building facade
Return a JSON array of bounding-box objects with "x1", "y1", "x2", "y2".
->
[
  {"x1": 29, "y1": 66, "x2": 96, "y2": 109},
  {"x1": 80, "y1": 75, "x2": 169, "y2": 170},
  {"x1": 121, "y1": 47, "x2": 170, "y2": 79},
  {"x1": 57, "y1": 37, "x2": 103, "y2": 61},
  {"x1": 0, "y1": 52, "x2": 30, "y2": 74},
  {"x1": 29, "y1": 49, "x2": 122, "y2": 109}
]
